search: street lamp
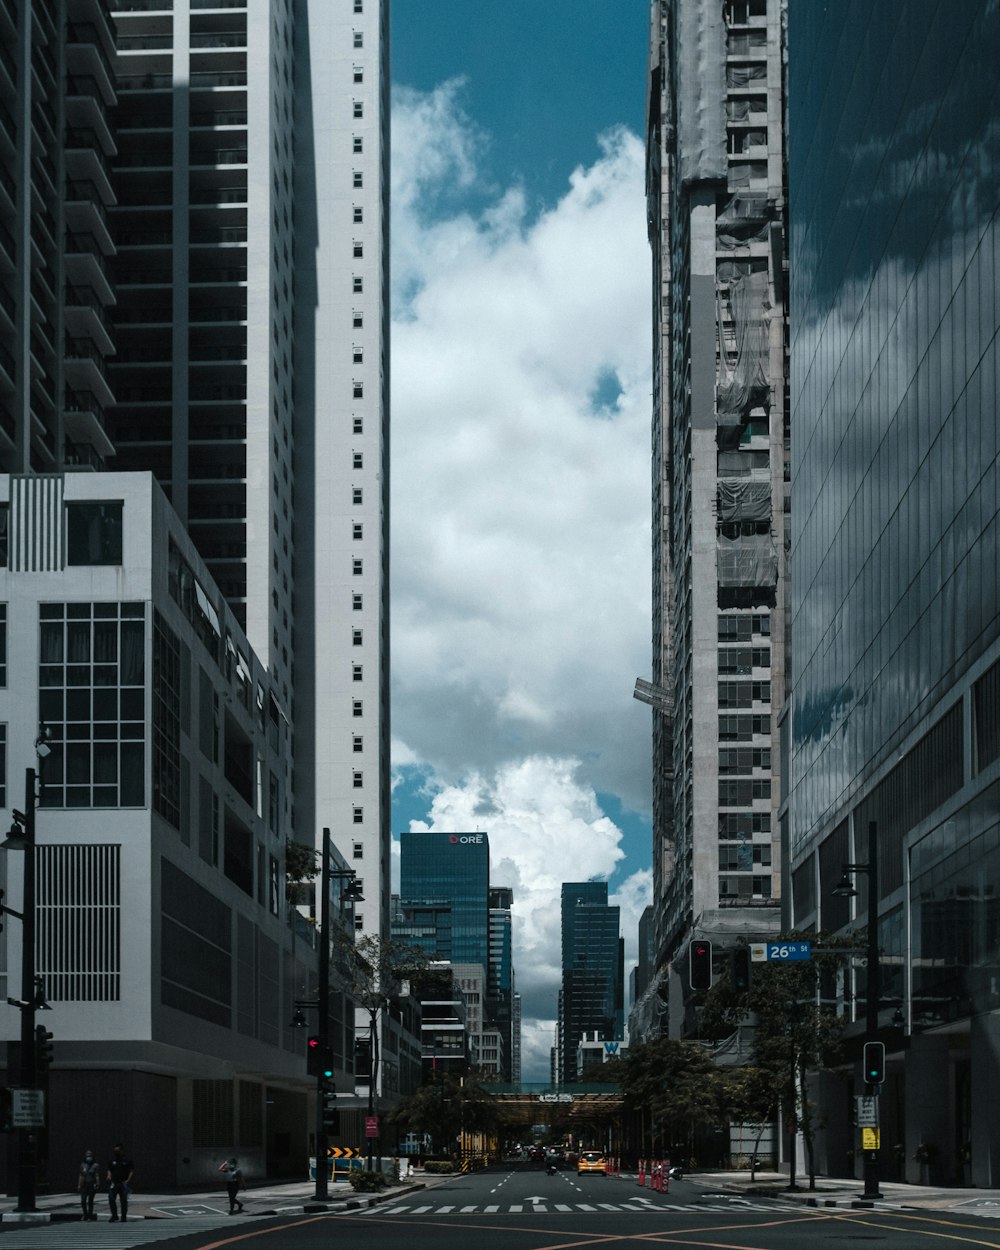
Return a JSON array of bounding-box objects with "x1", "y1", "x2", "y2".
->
[{"x1": 832, "y1": 819, "x2": 882, "y2": 1201}]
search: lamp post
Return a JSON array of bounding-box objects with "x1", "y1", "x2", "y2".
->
[
  {"x1": 833, "y1": 819, "x2": 882, "y2": 1201},
  {"x1": 292, "y1": 828, "x2": 362, "y2": 1202}
]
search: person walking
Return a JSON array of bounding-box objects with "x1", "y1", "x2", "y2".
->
[
  {"x1": 106, "y1": 1143, "x2": 134, "y2": 1222},
  {"x1": 218, "y1": 1156, "x2": 245, "y2": 1214},
  {"x1": 77, "y1": 1149, "x2": 101, "y2": 1221}
]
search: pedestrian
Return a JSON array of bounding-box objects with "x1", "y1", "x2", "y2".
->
[
  {"x1": 77, "y1": 1148, "x2": 101, "y2": 1221},
  {"x1": 218, "y1": 1156, "x2": 245, "y2": 1214},
  {"x1": 106, "y1": 1142, "x2": 134, "y2": 1222}
]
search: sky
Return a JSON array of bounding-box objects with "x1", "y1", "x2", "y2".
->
[{"x1": 388, "y1": 0, "x2": 654, "y2": 1082}]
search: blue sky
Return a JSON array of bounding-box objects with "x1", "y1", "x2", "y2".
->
[{"x1": 389, "y1": 1, "x2": 653, "y2": 1079}]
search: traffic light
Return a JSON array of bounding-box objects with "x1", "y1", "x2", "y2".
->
[
  {"x1": 321, "y1": 1050, "x2": 334, "y2": 1080},
  {"x1": 863, "y1": 1041, "x2": 885, "y2": 1084},
  {"x1": 731, "y1": 946, "x2": 751, "y2": 992},
  {"x1": 35, "y1": 1025, "x2": 54, "y2": 1076},
  {"x1": 688, "y1": 939, "x2": 713, "y2": 991},
  {"x1": 307, "y1": 1035, "x2": 322, "y2": 1076}
]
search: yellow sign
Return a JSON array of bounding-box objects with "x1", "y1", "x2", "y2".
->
[
  {"x1": 861, "y1": 1128, "x2": 880, "y2": 1151},
  {"x1": 326, "y1": 1146, "x2": 360, "y2": 1159}
]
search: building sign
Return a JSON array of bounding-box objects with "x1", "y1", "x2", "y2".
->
[
  {"x1": 365, "y1": 1115, "x2": 379, "y2": 1138},
  {"x1": 448, "y1": 834, "x2": 484, "y2": 846}
]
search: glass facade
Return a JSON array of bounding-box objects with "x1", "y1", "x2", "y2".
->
[
  {"x1": 398, "y1": 830, "x2": 489, "y2": 968},
  {"x1": 789, "y1": 1, "x2": 1000, "y2": 856},
  {"x1": 559, "y1": 882, "x2": 622, "y2": 1083}
]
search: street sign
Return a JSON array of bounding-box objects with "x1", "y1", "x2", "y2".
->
[
  {"x1": 365, "y1": 1115, "x2": 379, "y2": 1138},
  {"x1": 10, "y1": 1088, "x2": 45, "y2": 1128},
  {"x1": 856, "y1": 1095, "x2": 879, "y2": 1127},
  {"x1": 326, "y1": 1146, "x2": 359, "y2": 1159},
  {"x1": 755, "y1": 941, "x2": 812, "y2": 962},
  {"x1": 861, "y1": 1128, "x2": 880, "y2": 1150}
]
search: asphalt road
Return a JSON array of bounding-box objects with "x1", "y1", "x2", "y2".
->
[{"x1": 7, "y1": 1167, "x2": 1000, "y2": 1249}]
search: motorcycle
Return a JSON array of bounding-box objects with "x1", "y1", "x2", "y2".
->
[{"x1": 546, "y1": 1162, "x2": 558, "y2": 1175}]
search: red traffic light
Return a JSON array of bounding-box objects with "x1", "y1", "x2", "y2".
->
[
  {"x1": 307, "y1": 1036, "x2": 320, "y2": 1050},
  {"x1": 689, "y1": 939, "x2": 713, "y2": 991}
]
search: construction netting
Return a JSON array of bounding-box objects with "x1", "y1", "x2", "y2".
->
[{"x1": 717, "y1": 532, "x2": 778, "y2": 587}]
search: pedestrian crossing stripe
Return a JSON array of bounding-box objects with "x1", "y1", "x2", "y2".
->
[{"x1": 366, "y1": 1200, "x2": 796, "y2": 1217}]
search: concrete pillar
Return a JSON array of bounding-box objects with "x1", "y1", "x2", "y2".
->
[
  {"x1": 970, "y1": 1013, "x2": 1000, "y2": 1186},
  {"x1": 904, "y1": 1033, "x2": 950, "y2": 1184}
]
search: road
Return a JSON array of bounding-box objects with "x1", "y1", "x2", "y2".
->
[{"x1": 6, "y1": 1165, "x2": 1000, "y2": 1249}]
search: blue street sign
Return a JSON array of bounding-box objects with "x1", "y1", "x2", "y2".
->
[{"x1": 766, "y1": 941, "x2": 812, "y2": 961}]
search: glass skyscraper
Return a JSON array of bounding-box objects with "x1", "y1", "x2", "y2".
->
[
  {"x1": 398, "y1": 830, "x2": 490, "y2": 969},
  {"x1": 789, "y1": 0, "x2": 1000, "y2": 1186},
  {"x1": 558, "y1": 882, "x2": 622, "y2": 1085}
]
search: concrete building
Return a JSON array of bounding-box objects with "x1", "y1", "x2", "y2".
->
[
  {"x1": 642, "y1": 0, "x2": 788, "y2": 1031},
  {"x1": 0, "y1": 473, "x2": 346, "y2": 1186},
  {"x1": 787, "y1": 0, "x2": 1000, "y2": 1188},
  {"x1": 104, "y1": 0, "x2": 392, "y2": 933}
]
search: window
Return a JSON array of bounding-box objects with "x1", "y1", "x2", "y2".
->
[
  {"x1": 352, "y1": 277, "x2": 363, "y2": 293},
  {"x1": 352, "y1": 312, "x2": 363, "y2": 328},
  {"x1": 353, "y1": 67, "x2": 363, "y2": 83},
  {"x1": 352, "y1": 628, "x2": 363, "y2": 645},
  {"x1": 66, "y1": 502, "x2": 124, "y2": 566},
  {"x1": 352, "y1": 138, "x2": 363, "y2": 154},
  {"x1": 353, "y1": 770, "x2": 363, "y2": 788},
  {"x1": 353, "y1": 806, "x2": 363, "y2": 823},
  {"x1": 353, "y1": 207, "x2": 363, "y2": 223},
  {"x1": 0, "y1": 603, "x2": 6, "y2": 686},
  {"x1": 354, "y1": 0, "x2": 363, "y2": 11},
  {"x1": 352, "y1": 664, "x2": 363, "y2": 681},
  {"x1": 0, "y1": 722, "x2": 6, "y2": 808},
  {"x1": 353, "y1": 100, "x2": 363, "y2": 117},
  {"x1": 353, "y1": 171, "x2": 363, "y2": 188},
  {"x1": 352, "y1": 593, "x2": 363, "y2": 610},
  {"x1": 38, "y1": 601, "x2": 145, "y2": 808},
  {"x1": 353, "y1": 452, "x2": 363, "y2": 469},
  {"x1": 354, "y1": 913, "x2": 364, "y2": 931},
  {"x1": 353, "y1": 841, "x2": 363, "y2": 858},
  {"x1": 352, "y1": 735, "x2": 363, "y2": 752},
  {"x1": 353, "y1": 417, "x2": 363, "y2": 433},
  {"x1": 353, "y1": 31, "x2": 363, "y2": 47},
  {"x1": 353, "y1": 383, "x2": 363, "y2": 398},
  {"x1": 353, "y1": 558, "x2": 363, "y2": 575},
  {"x1": 353, "y1": 489, "x2": 363, "y2": 505},
  {"x1": 352, "y1": 700, "x2": 363, "y2": 717},
  {"x1": 353, "y1": 347, "x2": 363, "y2": 363},
  {"x1": 352, "y1": 524, "x2": 363, "y2": 540},
  {"x1": 353, "y1": 242, "x2": 363, "y2": 257}
]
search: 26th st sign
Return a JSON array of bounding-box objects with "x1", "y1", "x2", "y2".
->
[{"x1": 749, "y1": 941, "x2": 812, "y2": 963}]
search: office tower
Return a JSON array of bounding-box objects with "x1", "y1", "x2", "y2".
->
[
  {"x1": 489, "y1": 885, "x2": 514, "y2": 1080},
  {"x1": 0, "y1": 1, "x2": 117, "y2": 474},
  {"x1": 643, "y1": 0, "x2": 788, "y2": 1030},
  {"x1": 558, "y1": 882, "x2": 622, "y2": 1085},
  {"x1": 105, "y1": 0, "x2": 391, "y2": 935},
  {"x1": 398, "y1": 830, "x2": 490, "y2": 967},
  {"x1": 788, "y1": 0, "x2": 1000, "y2": 1187}
]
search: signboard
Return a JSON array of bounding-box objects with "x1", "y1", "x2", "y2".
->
[
  {"x1": 365, "y1": 1115, "x2": 379, "y2": 1138},
  {"x1": 326, "y1": 1146, "x2": 359, "y2": 1159},
  {"x1": 751, "y1": 941, "x2": 812, "y2": 963},
  {"x1": 861, "y1": 1128, "x2": 881, "y2": 1150},
  {"x1": 11, "y1": 1088, "x2": 45, "y2": 1128},
  {"x1": 856, "y1": 1096, "x2": 879, "y2": 1127}
]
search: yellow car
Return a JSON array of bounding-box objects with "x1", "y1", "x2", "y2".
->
[{"x1": 577, "y1": 1150, "x2": 606, "y2": 1176}]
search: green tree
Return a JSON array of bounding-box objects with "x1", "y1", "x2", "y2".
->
[
  {"x1": 622, "y1": 1038, "x2": 727, "y2": 1163},
  {"x1": 388, "y1": 1070, "x2": 504, "y2": 1157}
]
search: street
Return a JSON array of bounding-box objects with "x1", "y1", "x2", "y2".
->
[{"x1": 5, "y1": 1166, "x2": 1000, "y2": 1249}]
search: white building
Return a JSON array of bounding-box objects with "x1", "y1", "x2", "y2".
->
[{"x1": 0, "y1": 473, "x2": 352, "y2": 1185}]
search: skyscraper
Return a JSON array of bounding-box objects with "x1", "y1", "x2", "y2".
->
[
  {"x1": 788, "y1": 0, "x2": 1000, "y2": 1186},
  {"x1": 105, "y1": 0, "x2": 391, "y2": 934},
  {"x1": 643, "y1": 0, "x2": 788, "y2": 1030},
  {"x1": 558, "y1": 882, "x2": 622, "y2": 1084},
  {"x1": 398, "y1": 829, "x2": 490, "y2": 968}
]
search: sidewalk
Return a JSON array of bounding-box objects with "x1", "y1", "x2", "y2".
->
[
  {"x1": 0, "y1": 1173, "x2": 441, "y2": 1225},
  {"x1": 675, "y1": 1168, "x2": 1000, "y2": 1214}
]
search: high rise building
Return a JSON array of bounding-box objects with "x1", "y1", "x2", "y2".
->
[
  {"x1": 398, "y1": 830, "x2": 490, "y2": 968},
  {"x1": 489, "y1": 885, "x2": 515, "y2": 1081},
  {"x1": 558, "y1": 882, "x2": 622, "y2": 1085},
  {"x1": 642, "y1": 0, "x2": 788, "y2": 1031},
  {"x1": 787, "y1": 0, "x2": 1000, "y2": 1187},
  {"x1": 105, "y1": 0, "x2": 391, "y2": 934}
]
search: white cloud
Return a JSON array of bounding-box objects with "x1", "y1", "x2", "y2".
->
[{"x1": 390, "y1": 83, "x2": 653, "y2": 1080}]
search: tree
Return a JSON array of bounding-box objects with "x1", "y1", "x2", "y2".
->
[
  {"x1": 698, "y1": 937, "x2": 847, "y2": 1189},
  {"x1": 388, "y1": 1070, "x2": 503, "y2": 1156},
  {"x1": 622, "y1": 1038, "x2": 727, "y2": 1163},
  {"x1": 284, "y1": 837, "x2": 319, "y2": 905}
]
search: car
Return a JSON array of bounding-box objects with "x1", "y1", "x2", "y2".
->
[{"x1": 577, "y1": 1150, "x2": 606, "y2": 1176}]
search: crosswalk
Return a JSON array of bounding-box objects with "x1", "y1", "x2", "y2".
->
[
  {"x1": 365, "y1": 1199, "x2": 796, "y2": 1217},
  {"x1": 0, "y1": 1214, "x2": 266, "y2": 1247}
]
